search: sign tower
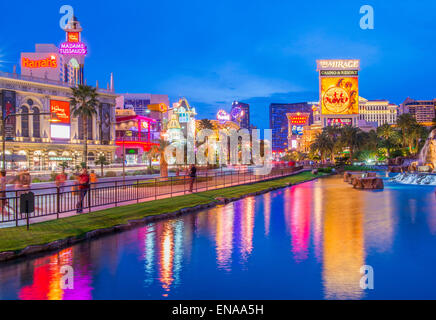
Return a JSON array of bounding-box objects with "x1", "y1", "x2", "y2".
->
[{"x1": 316, "y1": 59, "x2": 360, "y2": 128}]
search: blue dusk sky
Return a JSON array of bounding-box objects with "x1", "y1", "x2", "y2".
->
[{"x1": 0, "y1": 0, "x2": 435, "y2": 129}]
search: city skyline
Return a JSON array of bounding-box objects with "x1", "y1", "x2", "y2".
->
[{"x1": 1, "y1": 0, "x2": 436, "y2": 129}]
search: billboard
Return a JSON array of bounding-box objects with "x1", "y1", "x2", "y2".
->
[
  {"x1": 291, "y1": 125, "x2": 304, "y2": 136},
  {"x1": 50, "y1": 100, "x2": 70, "y2": 124},
  {"x1": 2, "y1": 90, "x2": 16, "y2": 141},
  {"x1": 21, "y1": 53, "x2": 60, "y2": 81},
  {"x1": 50, "y1": 100, "x2": 70, "y2": 139},
  {"x1": 321, "y1": 77, "x2": 358, "y2": 115},
  {"x1": 327, "y1": 118, "x2": 353, "y2": 127},
  {"x1": 100, "y1": 103, "x2": 111, "y2": 144}
]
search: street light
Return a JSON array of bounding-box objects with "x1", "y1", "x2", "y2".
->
[{"x1": 1, "y1": 111, "x2": 58, "y2": 171}]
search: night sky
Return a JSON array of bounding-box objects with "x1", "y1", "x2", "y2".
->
[{"x1": 1, "y1": 0, "x2": 435, "y2": 129}]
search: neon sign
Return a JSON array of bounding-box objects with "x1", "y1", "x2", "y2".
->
[
  {"x1": 68, "y1": 32, "x2": 80, "y2": 42},
  {"x1": 217, "y1": 109, "x2": 230, "y2": 122},
  {"x1": 50, "y1": 100, "x2": 70, "y2": 124},
  {"x1": 22, "y1": 56, "x2": 57, "y2": 68},
  {"x1": 59, "y1": 42, "x2": 87, "y2": 55}
]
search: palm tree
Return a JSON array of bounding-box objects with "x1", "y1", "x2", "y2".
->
[
  {"x1": 377, "y1": 123, "x2": 396, "y2": 141},
  {"x1": 59, "y1": 161, "x2": 69, "y2": 173},
  {"x1": 95, "y1": 154, "x2": 110, "y2": 177},
  {"x1": 70, "y1": 85, "x2": 99, "y2": 167},
  {"x1": 397, "y1": 113, "x2": 418, "y2": 149},
  {"x1": 310, "y1": 131, "x2": 334, "y2": 162},
  {"x1": 339, "y1": 126, "x2": 363, "y2": 159},
  {"x1": 198, "y1": 119, "x2": 215, "y2": 131},
  {"x1": 143, "y1": 145, "x2": 159, "y2": 171},
  {"x1": 158, "y1": 137, "x2": 171, "y2": 177}
]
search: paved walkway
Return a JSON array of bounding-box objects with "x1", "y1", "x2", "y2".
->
[{"x1": 0, "y1": 168, "x2": 306, "y2": 229}]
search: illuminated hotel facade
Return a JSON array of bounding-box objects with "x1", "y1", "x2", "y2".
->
[
  {"x1": 0, "y1": 74, "x2": 117, "y2": 170},
  {"x1": 358, "y1": 97, "x2": 398, "y2": 127},
  {"x1": 0, "y1": 15, "x2": 117, "y2": 170}
]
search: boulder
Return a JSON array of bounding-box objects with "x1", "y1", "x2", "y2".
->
[{"x1": 352, "y1": 177, "x2": 384, "y2": 190}]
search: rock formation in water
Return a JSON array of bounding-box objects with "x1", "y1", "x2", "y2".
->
[{"x1": 419, "y1": 129, "x2": 436, "y2": 171}]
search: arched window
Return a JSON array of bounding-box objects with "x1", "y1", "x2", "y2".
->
[
  {"x1": 21, "y1": 106, "x2": 29, "y2": 137},
  {"x1": 78, "y1": 115, "x2": 93, "y2": 140},
  {"x1": 32, "y1": 107, "x2": 40, "y2": 138}
]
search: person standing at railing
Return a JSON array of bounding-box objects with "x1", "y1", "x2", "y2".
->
[
  {"x1": 0, "y1": 170, "x2": 8, "y2": 216},
  {"x1": 55, "y1": 171, "x2": 67, "y2": 191},
  {"x1": 76, "y1": 168, "x2": 90, "y2": 214},
  {"x1": 189, "y1": 164, "x2": 197, "y2": 193},
  {"x1": 89, "y1": 170, "x2": 98, "y2": 189}
]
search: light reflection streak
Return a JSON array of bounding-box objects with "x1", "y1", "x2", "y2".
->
[
  {"x1": 216, "y1": 205, "x2": 234, "y2": 271},
  {"x1": 263, "y1": 193, "x2": 271, "y2": 237},
  {"x1": 322, "y1": 180, "x2": 365, "y2": 300},
  {"x1": 158, "y1": 222, "x2": 174, "y2": 296},
  {"x1": 240, "y1": 197, "x2": 255, "y2": 262}
]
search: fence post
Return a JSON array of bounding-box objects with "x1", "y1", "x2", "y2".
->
[
  {"x1": 137, "y1": 179, "x2": 139, "y2": 203},
  {"x1": 155, "y1": 178, "x2": 157, "y2": 200},
  {"x1": 115, "y1": 181, "x2": 118, "y2": 207},
  {"x1": 88, "y1": 185, "x2": 91, "y2": 213},
  {"x1": 15, "y1": 191, "x2": 18, "y2": 227},
  {"x1": 56, "y1": 186, "x2": 60, "y2": 219},
  {"x1": 206, "y1": 169, "x2": 208, "y2": 191},
  {"x1": 184, "y1": 175, "x2": 186, "y2": 195},
  {"x1": 170, "y1": 176, "x2": 173, "y2": 198}
]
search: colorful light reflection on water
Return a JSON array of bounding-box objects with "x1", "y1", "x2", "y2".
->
[{"x1": 1, "y1": 175, "x2": 436, "y2": 300}]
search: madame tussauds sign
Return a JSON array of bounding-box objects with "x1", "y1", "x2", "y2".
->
[{"x1": 59, "y1": 42, "x2": 87, "y2": 55}]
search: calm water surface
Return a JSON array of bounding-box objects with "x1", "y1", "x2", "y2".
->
[{"x1": 0, "y1": 175, "x2": 435, "y2": 300}]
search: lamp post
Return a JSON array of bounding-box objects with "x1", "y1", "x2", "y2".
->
[{"x1": 1, "y1": 112, "x2": 57, "y2": 171}]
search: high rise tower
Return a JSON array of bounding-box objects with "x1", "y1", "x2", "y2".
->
[{"x1": 59, "y1": 16, "x2": 87, "y2": 85}]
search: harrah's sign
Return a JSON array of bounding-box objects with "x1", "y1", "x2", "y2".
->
[
  {"x1": 22, "y1": 56, "x2": 57, "y2": 68},
  {"x1": 59, "y1": 42, "x2": 87, "y2": 55}
]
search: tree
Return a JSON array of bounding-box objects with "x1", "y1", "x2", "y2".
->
[
  {"x1": 397, "y1": 113, "x2": 418, "y2": 149},
  {"x1": 377, "y1": 123, "x2": 396, "y2": 141},
  {"x1": 339, "y1": 126, "x2": 364, "y2": 159},
  {"x1": 143, "y1": 145, "x2": 159, "y2": 171},
  {"x1": 198, "y1": 119, "x2": 215, "y2": 131},
  {"x1": 158, "y1": 137, "x2": 171, "y2": 177},
  {"x1": 310, "y1": 131, "x2": 335, "y2": 162},
  {"x1": 95, "y1": 154, "x2": 110, "y2": 177},
  {"x1": 59, "y1": 161, "x2": 69, "y2": 173},
  {"x1": 70, "y1": 85, "x2": 99, "y2": 167}
]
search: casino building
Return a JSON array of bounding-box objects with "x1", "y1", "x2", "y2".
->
[{"x1": 0, "y1": 16, "x2": 117, "y2": 171}]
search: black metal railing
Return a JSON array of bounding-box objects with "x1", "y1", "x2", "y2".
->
[{"x1": 0, "y1": 166, "x2": 304, "y2": 226}]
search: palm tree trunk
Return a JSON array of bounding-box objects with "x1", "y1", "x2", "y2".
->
[{"x1": 101, "y1": 164, "x2": 104, "y2": 177}]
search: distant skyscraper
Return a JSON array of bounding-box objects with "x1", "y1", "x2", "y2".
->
[
  {"x1": 269, "y1": 103, "x2": 313, "y2": 152},
  {"x1": 231, "y1": 101, "x2": 250, "y2": 129}
]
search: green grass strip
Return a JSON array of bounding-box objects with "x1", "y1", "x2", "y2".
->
[{"x1": 0, "y1": 171, "x2": 323, "y2": 253}]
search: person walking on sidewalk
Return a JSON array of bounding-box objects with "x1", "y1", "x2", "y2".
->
[
  {"x1": 76, "y1": 168, "x2": 90, "y2": 213},
  {"x1": 189, "y1": 164, "x2": 197, "y2": 193}
]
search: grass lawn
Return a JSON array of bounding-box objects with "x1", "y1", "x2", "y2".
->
[{"x1": 0, "y1": 171, "x2": 323, "y2": 253}]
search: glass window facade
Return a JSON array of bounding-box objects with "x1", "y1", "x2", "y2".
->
[{"x1": 269, "y1": 103, "x2": 313, "y2": 151}]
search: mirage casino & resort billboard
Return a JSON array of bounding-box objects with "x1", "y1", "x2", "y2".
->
[
  {"x1": 320, "y1": 77, "x2": 359, "y2": 115},
  {"x1": 317, "y1": 59, "x2": 360, "y2": 116}
]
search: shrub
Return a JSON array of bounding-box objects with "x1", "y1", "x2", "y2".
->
[
  {"x1": 318, "y1": 167, "x2": 333, "y2": 174},
  {"x1": 105, "y1": 171, "x2": 117, "y2": 177}
]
